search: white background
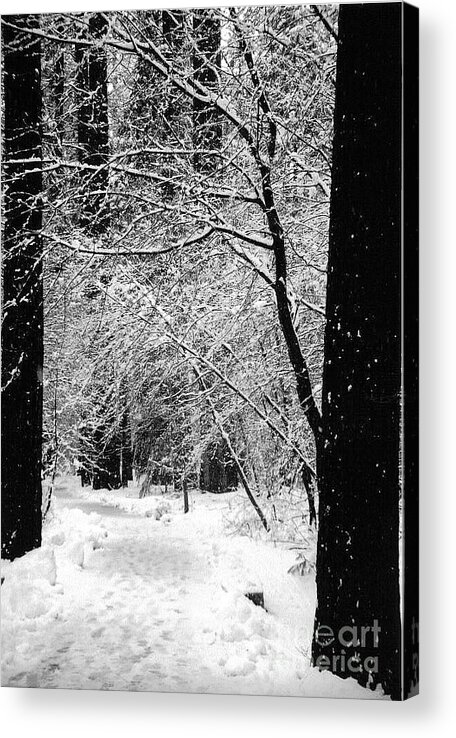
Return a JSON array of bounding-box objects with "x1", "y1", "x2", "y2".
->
[{"x1": 1, "y1": 0, "x2": 455, "y2": 735}]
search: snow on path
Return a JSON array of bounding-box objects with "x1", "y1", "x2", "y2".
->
[{"x1": 1, "y1": 477, "x2": 382, "y2": 699}]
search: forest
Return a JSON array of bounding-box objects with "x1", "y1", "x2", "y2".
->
[{"x1": 1, "y1": 3, "x2": 416, "y2": 700}]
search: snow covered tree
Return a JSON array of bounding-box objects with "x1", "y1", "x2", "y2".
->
[{"x1": 1, "y1": 15, "x2": 43, "y2": 560}]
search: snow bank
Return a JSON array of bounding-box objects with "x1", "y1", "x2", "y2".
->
[
  {"x1": 42, "y1": 505, "x2": 109, "y2": 570},
  {"x1": 1, "y1": 546, "x2": 58, "y2": 619},
  {"x1": 1, "y1": 499, "x2": 111, "y2": 686}
]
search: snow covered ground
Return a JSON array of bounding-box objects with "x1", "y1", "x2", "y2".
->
[{"x1": 1, "y1": 477, "x2": 383, "y2": 698}]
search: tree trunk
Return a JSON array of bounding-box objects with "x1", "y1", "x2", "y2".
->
[
  {"x1": 75, "y1": 15, "x2": 124, "y2": 489},
  {"x1": 192, "y1": 12, "x2": 228, "y2": 485},
  {"x1": 160, "y1": 10, "x2": 185, "y2": 198},
  {"x1": 183, "y1": 477, "x2": 189, "y2": 514},
  {"x1": 162, "y1": 9, "x2": 184, "y2": 125},
  {"x1": 51, "y1": 18, "x2": 65, "y2": 158},
  {"x1": 1, "y1": 15, "x2": 43, "y2": 560},
  {"x1": 312, "y1": 3, "x2": 402, "y2": 699},
  {"x1": 192, "y1": 10, "x2": 222, "y2": 172},
  {"x1": 402, "y1": 3, "x2": 419, "y2": 698},
  {"x1": 75, "y1": 13, "x2": 110, "y2": 233},
  {"x1": 120, "y1": 411, "x2": 133, "y2": 487}
]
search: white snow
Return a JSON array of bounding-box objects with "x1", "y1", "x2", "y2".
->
[{"x1": 1, "y1": 476, "x2": 384, "y2": 698}]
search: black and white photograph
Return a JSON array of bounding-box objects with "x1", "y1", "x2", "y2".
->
[{"x1": 1, "y1": 1, "x2": 419, "y2": 702}]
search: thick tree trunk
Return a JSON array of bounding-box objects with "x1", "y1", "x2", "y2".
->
[
  {"x1": 162, "y1": 9, "x2": 184, "y2": 124},
  {"x1": 75, "y1": 13, "x2": 110, "y2": 233},
  {"x1": 161, "y1": 10, "x2": 184, "y2": 198},
  {"x1": 75, "y1": 15, "x2": 124, "y2": 490},
  {"x1": 402, "y1": 3, "x2": 419, "y2": 698},
  {"x1": 192, "y1": 13, "x2": 228, "y2": 486},
  {"x1": 1, "y1": 16, "x2": 43, "y2": 560},
  {"x1": 312, "y1": 4, "x2": 402, "y2": 699},
  {"x1": 51, "y1": 39, "x2": 65, "y2": 157},
  {"x1": 192, "y1": 10, "x2": 222, "y2": 172}
]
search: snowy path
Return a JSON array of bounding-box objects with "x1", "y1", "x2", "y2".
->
[{"x1": 1, "y1": 478, "x2": 380, "y2": 698}]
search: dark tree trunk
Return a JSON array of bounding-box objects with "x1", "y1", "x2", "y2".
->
[
  {"x1": 50, "y1": 18, "x2": 65, "y2": 158},
  {"x1": 75, "y1": 23, "x2": 89, "y2": 158},
  {"x1": 312, "y1": 4, "x2": 402, "y2": 699},
  {"x1": 1, "y1": 15, "x2": 43, "y2": 560},
  {"x1": 162, "y1": 9, "x2": 184, "y2": 125},
  {"x1": 192, "y1": 10, "x2": 222, "y2": 172},
  {"x1": 46, "y1": 30, "x2": 66, "y2": 206},
  {"x1": 49, "y1": 52, "x2": 65, "y2": 159},
  {"x1": 122, "y1": 11, "x2": 161, "y2": 154},
  {"x1": 120, "y1": 411, "x2": 133, "y2": 487},
  {"x1": 75, "y1": 15, "x2": 123, "y2": 489},
  {"x1": 161, "y1": 10, "x2": 184, "y2": 198},
  {"x1": 75, "y1": 13, "x2": 109, "y2": 233},
  {"x1": 402, "y1": 4, "x2": 419, "y2": 698},
  {"x1": 192, "y1": 12, "x2": 227, "y2": 485},
  {"x1": 183, "y1": 477, "x2": 189, "y2": 514}
]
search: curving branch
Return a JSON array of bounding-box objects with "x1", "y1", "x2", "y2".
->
[{"x1": 311, "y1": 5, "x2": 339, "y2": 43}]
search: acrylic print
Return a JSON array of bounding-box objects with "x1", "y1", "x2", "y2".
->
[{"x1": 1, "y1": 3, "x2": 419, "y2": 699}]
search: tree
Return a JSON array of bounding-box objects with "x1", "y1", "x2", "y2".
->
[
  {"x1": 312, "y1": 3, "x2": 402, "y2": 698},
  {"x1": 49, "y1": 17, "x2": 65, "y2": 159},
  {"x1": 192, "y1": 9, "x2": 222, "y2": 172},
  {"x1": 74, "y1": 12, "x2": 130, "y2": 490},
  {"x1": 1, "y1": 15, "x2": 43, "y2": 560},
  {"x1": 75, "y1": 12, "x2": 110, "y2": 233},
  {"x1": 191, "y1": 9, "x2": 237, "y2": 493}
]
